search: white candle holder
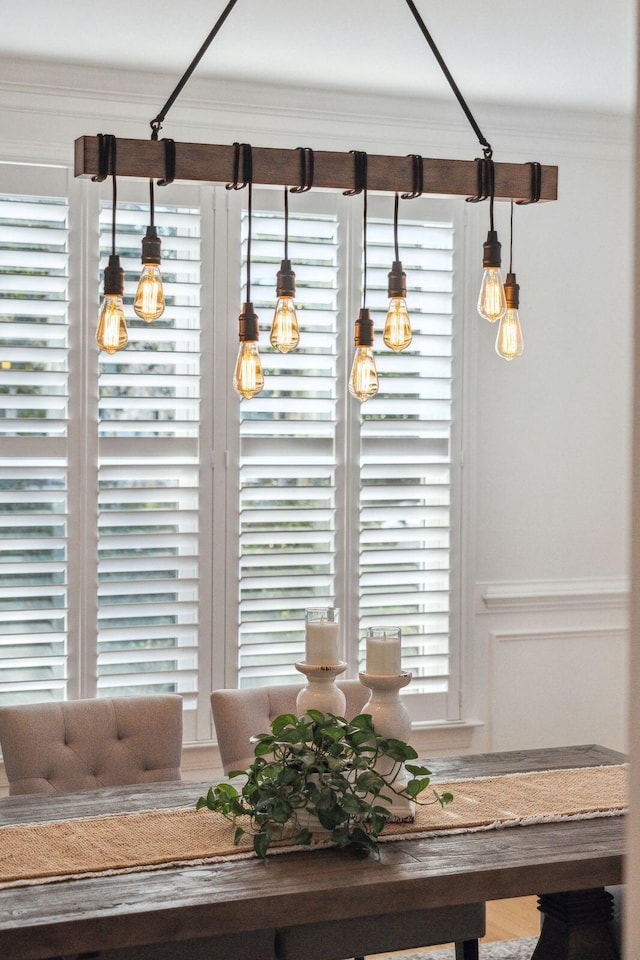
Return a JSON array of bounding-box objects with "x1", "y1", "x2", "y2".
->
[
  {"x1": 359, "y1": 670, "x2": 415, "y2": 822},
  {"x1": 295, "y1": 660, "x2": 348, "y2": 716}
]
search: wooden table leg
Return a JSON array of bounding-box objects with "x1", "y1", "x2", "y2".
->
[{"x1": 532, "y1": 889, "x2": 619, "y2": 960}]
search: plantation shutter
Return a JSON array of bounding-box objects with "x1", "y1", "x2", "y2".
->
[
  {"x1": 0, "y1": 166, "x2": 70, "y2": 705},
  {"x1": 97, "y1": 185, "x2": 201, "y2": 721},
  {"x1": 237, "y1": 190, "x2": 458, "y2": 717},
  {"x1": 362, "y1": 200, "x2": 455, "y2": 719},
  {"x1": 238, "y1": 195, "x2": 340, "y2": 686}
]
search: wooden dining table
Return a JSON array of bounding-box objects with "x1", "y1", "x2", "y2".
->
[{"x1": 0, "y1": 743, "x2": 625, "y2": 960}]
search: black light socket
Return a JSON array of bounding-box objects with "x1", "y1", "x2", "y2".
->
[
  {"x1": 141, "y1": 225, "x2": 162, "y2": 266},
  {"x1": 482, "y1": 229, "x2": 502, "y2": 269},
  {"x1": 238, "y1": 301, "x2": 259, "y2": 341},
  {"x1": 103, "y1": 254, "x2": 124, "y2": 296},
  {"x1": 504, "y1": 272, "x2": 520, "y2": 309},
  {"x1": 354, "y1": 307, "x2": 374, "y2": 347},
  {"x1": 387, "y1": 260, "x2": 407, "y2": 299},
  {"x1": 276, "y1": 258, "x2": 296, "y2": 299}
]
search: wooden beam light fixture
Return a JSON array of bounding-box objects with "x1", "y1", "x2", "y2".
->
[{"x1": 76, "y1": 0, "x2": 558, "y2": 387}]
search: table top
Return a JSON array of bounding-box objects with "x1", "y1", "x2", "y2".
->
[{"x1": 0, "y1": 743, "x2": 625, "y2": 960}]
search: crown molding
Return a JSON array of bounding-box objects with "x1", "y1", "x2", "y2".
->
[{"x1": 0, "y1": 56, "x2": 632, "y2": 163}]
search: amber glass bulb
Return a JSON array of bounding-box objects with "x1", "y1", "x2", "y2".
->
[
  {"x1": 134, "y1": 264, "x2": 165, "y2": 322},
  {"x1": 478, "y1": 267, "x2": 507, "y2": 323},
  {"x1": 349, "y1": 346, "x2": 378, "y2": 402},
  {"x1": 495, "y1": 308, "x2": 524, "y2": 360},
  {"x1": 96, "y1": 295, "x2": 128, "y2": 354},
  {"x1": 383, "y1": 297, "x2": 412, "y2": 352},
  {"x1": 234, "y1": 340, "x2": 264, "y2": 399},
  {"x1": 495, "y1": 274, "x2": 523, "y2": 360},
  {"x1": 270, "y1": 297, "x2": 300, "y2": 353}
]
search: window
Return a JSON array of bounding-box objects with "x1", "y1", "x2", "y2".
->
[
  {"x1": 233, "y1": 189, "x2": 459, "y2": 722},
  {"x1": 0, "y1": 165, "x2": 462, "y2": 737}
]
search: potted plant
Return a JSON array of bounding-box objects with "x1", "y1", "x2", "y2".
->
[{"x1": 197, "y1": 709, "x2": 452, "y2": 858}]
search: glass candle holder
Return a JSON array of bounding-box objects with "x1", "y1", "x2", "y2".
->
[
  {"x1": 365, "y1": 626, "x2": 402, "y2": 676},
  {"x1": 304, "y1": 607, "x2": 341, "y2": 665}
]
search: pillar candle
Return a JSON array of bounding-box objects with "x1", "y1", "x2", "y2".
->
[
  {"x1": 305, "y1": 620, "x2": 340, "y2": 665},
  {"x1": 366, "y1": 629, "x2": 401, "y2": 675}
]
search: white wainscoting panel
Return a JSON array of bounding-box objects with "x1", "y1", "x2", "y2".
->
[{"x1": 490, "y1": 627, "x2": 628, "y2": 752}]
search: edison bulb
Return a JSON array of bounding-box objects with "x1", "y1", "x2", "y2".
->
[
  {"x1": 270, "y1": 297, "x2": 299, "y2": 353},
  {"x1": 349, "y1": 346, "x2": 378, "y2": 402},
  {"x1": 134, "y1": 265, "x2": 165, "y2": 322},
  {"x1": 96, "y1": 296, "x2": 128, "y2": 354},
  {"x1": 234, "y1": 340, "x2": 264, "y2": 399},
  {"x1": 478, "y1": 267, "x2": 507, "y2": 323},
  {"x1": 383, "y1": 298, "x2": 412, "y2": 352},
  {"x1": 495, "y1": 308, "x2": 524, "y2": 360}
]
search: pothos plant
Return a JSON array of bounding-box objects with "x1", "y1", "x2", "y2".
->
[{"x1": 196, "y1": 710, "x2": 453, "y2": 859}]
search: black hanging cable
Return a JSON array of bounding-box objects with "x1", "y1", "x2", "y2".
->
[
  {"x1": 403, "y1": 0, "x2": 492, "y2": 159},
  {"x1": 148, "y1": 179, "x2": 155, "y2": 229},
  {"x1": 393, "y1": 192, "x2": 400, "y2": 264},
  {"x1": 110, "y1": 140, "x2": 118, "y2": 256},
  {"x1": 509, "y1": 199, "x2": 514, "y2": 273},
  {"x1": 284, "y1": 186, "x2": 289, "y2": 262},
  {"x1": 150, "y1": 0, "x2": 240, "y2": 135},
  {"x1": 362, "y1": 181, "x2": 368, "y2": 309},
  {"x1": 246, "y1": 180, "x2": 253, "y2": 303}
]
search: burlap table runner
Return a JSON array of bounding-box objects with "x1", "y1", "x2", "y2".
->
[{"x1": 0, "y1": 764, "x2": 627, "y2": 887}]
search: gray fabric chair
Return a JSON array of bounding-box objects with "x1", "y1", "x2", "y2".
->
[
  {"x1": 211, "y1": 683, "x2": 485, "y2": 960},
  {"x1": 211, "y1": 680, "x2": 369, "y2": 773},
  {"x1": 0, "y1": 695, "x2": 183, "y2": 795}
]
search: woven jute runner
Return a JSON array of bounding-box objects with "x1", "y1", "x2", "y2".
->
[{"x1": 0, "y1": 764, "x2": 627, "y2": 887}]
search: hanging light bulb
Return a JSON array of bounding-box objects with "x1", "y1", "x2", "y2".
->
[
  {"x1": 384, "y1": 261, "x2": 412, "y2": 352},
  {"x1": 478, "y1": 229, "x2": 507, "y2": 323},
  {"x1": 234, "y1": 302, "x2": 264, "y2": 399},
  {"x1": 134, "y1": 225, "x2": 165, "y2": 322},
  {"x1": 96, "y1": 254, "x2": 128, "y2": 354},
  {"x1": 384, "y1": 195, "x2": 412, "y2": 352},
  {"x1": 349, "y1": 307, "x2": 378, "y2": 402},
  {"x1": 496, "y1": 272, "x2": 524, "y2": 360},
  {"x1": 270, "y1": 258, "x2": 299, "y2": 353}
]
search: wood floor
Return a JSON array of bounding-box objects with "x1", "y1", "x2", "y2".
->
[
  {"x1": 387, "y1": 897, "x2": 540, "y2": 954},
  {"x1": 482, "y1": 897, "x2": 539, "y2": 942}
]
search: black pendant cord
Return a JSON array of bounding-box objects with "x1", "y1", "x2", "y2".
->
[
  {"x1": 393, "y1": 192, "x2": 400, "y2": 263},
  {"x1": 110, "y1": 144, "x2": 118, "y2": 257},
  {"x1": 284, "y1": 186, "x2": 289, "y2": 262},
  {"x1": 150, "y1": 0, "x2": 240, "y2": 135},
  {"x1": 363, "y1": 185, "x2": 368, "y2": 309},
  {"x1": 246, "y1": 180, "x2": 253, "y2": 302},
  {"x1": 403, "y1": 0, "x2": 492, "y2": 160},
  {"x1": 148, "y1": 179, "x2": 155, "y2": 229},
  {"x1": 509, "y1": 199, "x2": 514, "y2": 273}
]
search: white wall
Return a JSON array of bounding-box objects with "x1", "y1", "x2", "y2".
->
[{"x1": 0, "y1": 57, "x2": 633, "y2": 763}]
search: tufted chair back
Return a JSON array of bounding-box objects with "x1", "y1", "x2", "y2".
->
[
  {"x1": 211, "y1": 681, "x2": 369, "y2": 774},
  {"x1": 0, "y1": 695, "x2": 183, "y2": 795}
]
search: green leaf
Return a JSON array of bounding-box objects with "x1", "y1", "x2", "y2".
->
[
  {"x1": 253, "y1": 831, "x2": 270, "y2": 859},
  {"x1": 437, "y1": 791, "x2": 454, "y2": 806},
  {"x1": 356, "y1": 770, "x2": 385, "y2": 793},
  {"x1": 195, "y1": 796, "x2": 208, "y2": 811},
  {"x1": 271, "y1": 713, "x2": 298, "y2": 735},
  {"x1": 234, "y1": 826, "x2": 245, "y2": 845},
  {"x1": 405, "y1": 778, "x2": 431, "y2": 798},
  {"x1": 405, "y1": 763, "x2": 432, "y2": 777},
  {"x1": 228, "y1": 769, "x2": 249, "y2": 779}
]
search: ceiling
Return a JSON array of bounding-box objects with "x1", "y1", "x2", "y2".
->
[{"x1": 0, "y1": 0, "x2": 636, "y2": 114}]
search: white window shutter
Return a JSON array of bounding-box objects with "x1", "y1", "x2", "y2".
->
[
  {"x1": 0, "y1": 177, "x2": 70, "y2": 705},
  {"x1": 97, "y1": 194, "x2": 201, "y2": 714}
]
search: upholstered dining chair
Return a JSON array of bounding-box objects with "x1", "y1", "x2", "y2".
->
[
  {"x1": 211, "y1": 683, "x2": 485, "y2": 960},
  {"x1": 0, "y1": 694, "x2": 183, "y2": 795}
]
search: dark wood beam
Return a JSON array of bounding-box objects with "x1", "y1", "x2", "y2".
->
[{"x1": 74, "y1": 136, "x2": 557, "y2": 203}]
